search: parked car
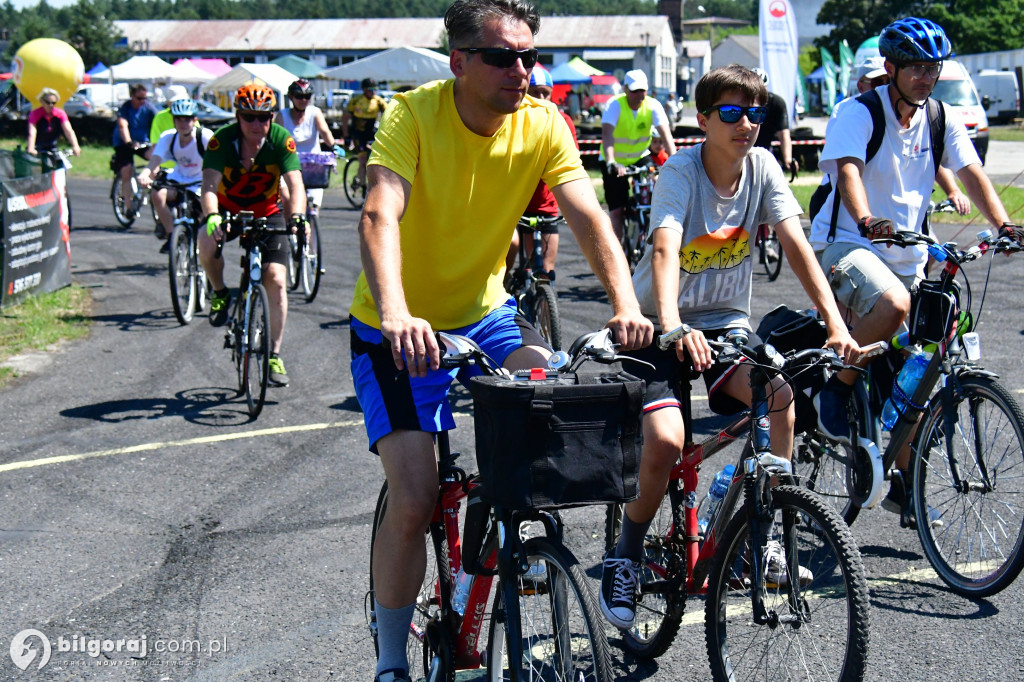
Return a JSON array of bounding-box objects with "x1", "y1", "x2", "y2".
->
[
  {"x1": 193, "y1": 99, "x2": 234, "y2": 128},
  {"x1": 932, "y1": 59, "x2": 990, "y2": 164},
  {"x1": 974, "y1": 69, "x2": 1021, "y2": 125},
  {"x1": 64, "y1": 93, "x2": 94, "y2": 118}
]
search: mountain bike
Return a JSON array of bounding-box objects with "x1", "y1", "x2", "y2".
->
[
  {"x1": 620, "y1": 163, "x2": 657, "y2": 273},
  {"x1": 603, "y1": 327, "x2": 870, "y2": 680},
  {"x1": 110, "y1": 146, "x2": 152, "y2": 228},
  {"x1": 508, "y1": 215, "x2": 562, "y2": 350},
  {"x1": 215, "y1": 211, "x2": 290, "y2": 419},
  {"x1": 754, "y1": 222, "x2": 784, "y2": 281},
  {"x1": 342, "y1": 142, "x2": 369, "y2": 209},
  {"x1": 154, "y1": 175, "x2": 207, "y2": 325},
  {"x1": 367, "y1": 330, "x2": 632, "y2": 682},
  {"x1": 796, "y1": 204, "x2": 1024, "y2": 598}
]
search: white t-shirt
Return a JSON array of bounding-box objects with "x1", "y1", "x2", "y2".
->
[
  {"x1": 809, "y1": 85, "x2": 979, "y2": 276},
  {"x1": 602, "y1": 97, "x2": 670, "y2": 129},
  {"x1": 152, "y1": 126, "x2": 215, "y2": 186},
  {"x1": 632, "y1": 145, "x2": 803, "y2": 330}
]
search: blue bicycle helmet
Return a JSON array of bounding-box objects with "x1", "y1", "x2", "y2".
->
[
  {"x1": 879, "y1": 17, "x2": 952, "y2": 63},
  {"x1": 169, "y1": 98, "x2": 198, "y2": 117}
]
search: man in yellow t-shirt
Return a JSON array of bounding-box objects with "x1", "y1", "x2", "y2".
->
[
  {"x1": 355, "y1": 2, "x2": 652, "y2": 681},
  {"x1": 341, "y1": 77, "x2": 388, "y2": 188}
]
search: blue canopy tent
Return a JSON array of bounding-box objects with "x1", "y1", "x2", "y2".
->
[
  {"x1": 86, "y1": 62, "x2": 108, "y2": 76},
  {"x1": 548, "y1": 62, "x2": 591, "y2": 84}
]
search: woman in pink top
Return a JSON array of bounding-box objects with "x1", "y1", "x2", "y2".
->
[{"x1": 27, "y1": 87, "x2": 82, "y2": 164}]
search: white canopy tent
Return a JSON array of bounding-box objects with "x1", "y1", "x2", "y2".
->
[
  {"x1": 168, "y1": 59, "x2": 216, "y2": 83},
  {"x1": 200, "y1": 63, "x2": 298, "y2": 109},
  {"x1": 90, "y1": 55, "x2": 179, "y2": 82},
  {"x1": 322, "y1": 47, "x2": 451, "y2": 87}
]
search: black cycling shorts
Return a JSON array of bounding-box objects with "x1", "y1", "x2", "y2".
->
[
  {"x1": 351, "y1": 126, "x2": 376, "y2": 153},
  {"x1": 112, "y1": 143, "x2": 151, "y2": 171},
  {"x1": 601, "y1": 164, "x2": 633, "y2": 212},
  {"x1": 224, "y1": 212, "x2": 291, "y2": 268}
]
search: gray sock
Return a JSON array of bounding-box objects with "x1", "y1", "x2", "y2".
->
[
  {"x1": 615, "y1": 512, "x2": 654, "y2": 563},
  {"x1": 374, "y1": 600, "x2": 415, "y2": 677}
]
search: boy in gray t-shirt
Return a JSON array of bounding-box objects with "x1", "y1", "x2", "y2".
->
[{"x1": 600, "y1": 65, "x2": 859, "y2": 632}]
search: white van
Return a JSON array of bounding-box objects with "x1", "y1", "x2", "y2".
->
[
  {"x1": 932, "y1": 60, "x2": 989, "y2": 164},
  {"x1": 974, "y1": 69, "x2": 1020, "y2": 124}
]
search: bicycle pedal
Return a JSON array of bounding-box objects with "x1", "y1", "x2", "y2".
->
[{"x1": 223, "y1": 333, "x2": 233, "y2": 349}]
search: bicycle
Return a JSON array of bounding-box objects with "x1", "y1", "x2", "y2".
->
[
  {"x1": 110, "y1": 149, "x2": 152, "y2": 228},
  {"x1": 366, "y1": 330, "x2": 631, "y2": 682},
  {"x1": 37, "y1": 148, "x2": 73, "y2": 230},
  {"x1": 620, "y1": 163, "x2": 657, "y2": 273},
  {"x1": 796, "y1": 201, "x2": 1024, "y2": 598},
  {"x1": 342, "y1": 144, "x2": 368, "y2": 209},
  {"x1": 507, "y1": 215, "x2": 563, "y2": 350},
  {"x1": 215, "y1": 211, "x2": 291, "y2": 419},
  {"x1": 603, "y1": 327, "x2": 870, "y2": 680},
  {"x1": 154, "y1": 174, "x2": 207, "y2": 325},
  {"x1": 754, "y1": 222, "x2": 784, "y2": 281},
  {"x1": 289, "y1": 149, "x2": 341, "y2": 303}
]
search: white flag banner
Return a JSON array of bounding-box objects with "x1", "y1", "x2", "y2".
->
[{"x1": 759, "y1": 0, "x2": 799, "y2": 123}]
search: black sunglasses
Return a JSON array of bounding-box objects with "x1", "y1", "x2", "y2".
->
[
  {"x1": 291, "y1": 94, "x2": 312, "y2": 100},
  {"x1": 459, "y1": 47, "x2": 539, "y2": 70},
  {"x1": 240, "y1": 112, "x2": 273, "y2": 123},
  {"x1": 173, "y1": 115, "x2": 194, "y2": 122},
  {"x1": 702, "y1": 104, "x2": 767, "y2": 125}
]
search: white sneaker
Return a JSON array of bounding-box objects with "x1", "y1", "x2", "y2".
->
[{"x1": 763, "y1": 540, "x2": 813, "y2": 588}]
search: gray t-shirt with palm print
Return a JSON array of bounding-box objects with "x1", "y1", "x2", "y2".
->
[{"x1": 632, "y1": 144, "x2": 802, "y2": 331}]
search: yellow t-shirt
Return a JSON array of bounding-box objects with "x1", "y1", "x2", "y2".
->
[
  {"x1": 347, "y1": 94, "x2": 388, "y2": 132},
  {"x1": 350, "y1": 79, "x2": 588, "y2": 330}
]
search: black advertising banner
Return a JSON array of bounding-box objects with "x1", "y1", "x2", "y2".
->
[{"x1": 1, "y1": 170, "x2": 72, "y2": 308}]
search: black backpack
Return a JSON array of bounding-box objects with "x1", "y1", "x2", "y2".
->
[
  {"x1": 169, "y1": 127, "x2": 208, "y2": 161},
  {"x1": 808, "y1": 89, "x2": 947, "y2": 241}
]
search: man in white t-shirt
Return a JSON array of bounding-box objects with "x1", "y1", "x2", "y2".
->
[
  {"x1": 138, "y1": 98, "x2": 214, "y2": 252},
  {"x1": 601, "y1": 69, "x2": 677, "y2": 240},
  {"x1": 809, "y1": 18, "x2": 1021, "y2": 512}
]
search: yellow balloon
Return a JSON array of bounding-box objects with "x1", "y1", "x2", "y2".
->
[{"x1": 12, "y1": 38, "x2": 85, "y2": 105}]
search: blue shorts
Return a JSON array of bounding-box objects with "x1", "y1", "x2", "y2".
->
[{"x1": 350, "y1": 299, "x2": 548, "y2": 452}]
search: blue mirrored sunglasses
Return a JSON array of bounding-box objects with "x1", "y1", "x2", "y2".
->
[{"x1": 703, "y1": 104, "x2": 768, "y2": 124}]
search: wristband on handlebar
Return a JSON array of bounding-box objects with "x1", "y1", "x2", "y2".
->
[
  {"x1": 288, "y1": 213, "x2": 308, "y2": 228},
  {"x1": 205, "y1": 214, "x2": 223, "y2": 237}
]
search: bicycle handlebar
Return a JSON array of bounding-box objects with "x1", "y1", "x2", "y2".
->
[
  {"x1": 871, "y1": 227, "x2": 1022, "y2": 262},
  {"x1": 516, "y1": 215, "x2": 563, "y2": 230}
]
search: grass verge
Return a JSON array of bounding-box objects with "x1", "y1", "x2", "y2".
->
[
  {"x1": 0, "y1": 285, "x2": 92, "y2": 387},
  {"x1": 0, "y1": 138, "x2": 112, "y2": 178}
]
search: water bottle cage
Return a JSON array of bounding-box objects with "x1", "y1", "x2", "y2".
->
[{"x1": 891, "y1": 382, "x2": 926, "y2": 413}]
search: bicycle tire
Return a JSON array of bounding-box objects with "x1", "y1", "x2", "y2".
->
[
  {"x1": 705, "y1": 485, "x2": 869, "y2": 682},
  {"x1": 912, "y1": 374, "x2": 1024, "y2": 598},
  {"x1": 621, "y1": 213, "x2": 641, "y2": 273},
  {"x1": 529, "y1": 282, "x2": 561, "y2": 351},
  {"x1": 343, "y1": 156, "x2": 366, "y2": 209},
  {"x1": 301, "y1": 215, "x2": 323, "y2": 302},
  {"x1": 243, "y1": 284, "x2": 271, "y2": 418},
  {"x1": 168, "y1": 223, "x2": 196, "y2": 324},
  {"x1": 286, "y1": 234, "x2": 300, "y2": 291},
  {"x1": 760, "y1": 229, "x2": 784, "y2": 281},
  {"x1": 486, "y1": 536, "x2": 613, "y2": 682},
  {"x1": 603, "y1": 483, "x2": 688, "y2": 660},
  {"x1": 369, "y1": 483, "x2": 455, "y2": 682},
  {"x1": 111, "y1": 176, "x2": 137, "y2": 227}
]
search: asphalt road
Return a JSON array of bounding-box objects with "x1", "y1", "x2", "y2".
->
[{"x1": 1, "y1": 174, "x2": 1024, "y2": 681}]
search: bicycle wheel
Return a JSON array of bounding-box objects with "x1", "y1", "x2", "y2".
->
[
  {"x1": 486, "y1": 536, "x2": 612, "y2": 682},
  {"x1": 300, "y1": 216, "x2": 323, "y2": 302},
  {"x1": 286, "y1": 234, "x2": 300, "y2": 291},
  {"x1": 603, "y1": 483, "x2": 688, "y2": 659},
  {"x1": 343, "y1": 156, "x2": 366, "y2": 209},
  {"x1": 760, "y1": 228, "x2": 784, "y2": 281},
  {"x1": 168, "y1": 223, "x2": 196, "y2": 325},
  {"x1": 369, "y1": 483, "x2": 455, "y2": 682},
  {"x1": 621, "y1": 214, "x2": 641, "y2": 273},
  {"x1": 242, "y1": 284, "x2": 271, "y2": 418},
  {"x1": 705, "y1": 485, "x2": 869, "y2": 682},
  {"x1": 529, "y1": 282, "x2": 561, "y2": 351},
  {"x1": 111, "y1": 176, "x2": 137, "y2": 227},
  {"x1": 912, "y1": 375, "x2": 1024, "y2": 598}
]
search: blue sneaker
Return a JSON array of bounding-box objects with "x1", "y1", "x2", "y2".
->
[{"x1": 813, "y1": 379, "x2": 852, "y2": 446}]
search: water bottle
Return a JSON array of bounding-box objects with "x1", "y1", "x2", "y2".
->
[
  {"x1": 451, "y1": 566, "x2": 474, "y2": 616},
  {"x1": 698, "y1": 464, "x2": 735, "y2": 536},
  {"x1": 881, "y1": 350, "x2": 930, "y2": 430}
]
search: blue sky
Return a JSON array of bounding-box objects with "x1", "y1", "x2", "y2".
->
[{"x1": 11, "y1": 0, "x2": 78, "y2": 8}]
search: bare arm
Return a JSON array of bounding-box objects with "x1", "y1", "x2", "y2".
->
[
  {"x1": 359, "y1": 165, "x2": 439, "y2": 376},
  {"x1": 137, "y1": 149, "x2": 165, "y2": 188},
  {"x1": 777, "y1": 128, "x2": 795, "y2": 171},
  {"x1": 836, "y1": 157, "x2": 872, "y2": 223},
  {"x1": 200, "y1": 168, "x2": 222, "y2": 224},
  {"x1": 649, "y1": 227, "x2": 715, "y2": 370},
  {"x1": 936, "y1": 166, "x2": 968, "y2": 214},
  {"x1": 341, "y1": 111, "x2": 351, "y2": 140},
  {"x1": 551, "y1": 177, "x2": 653, "y2": 350},
  {"x1": 116, "y1": 116, "x2": 131, "y2": 146},
  {"x1": 775, "y1": 215, "x2": 858, "y2": 361},
  {"x1": 315, "y1": 110, "x2": 335, "y2": 148},
  {"x1": 656, "y1": 122, "x2": 676, "y2": 156},
  {"x1": 957, "y1": 163, "x2": 1011, "y2": 227},
  {"x1": 60, "y1": 118, "x2": 81, "y2": 156},
  {"x1": 601, "y1": 123, "x2": 617, "y2": 167},
  {"x1": 281, "y1": 169, "x2": 306, "y2": 218},
  {"x1": 26, "y1": 122, "x2": 37, "y2": 155}
]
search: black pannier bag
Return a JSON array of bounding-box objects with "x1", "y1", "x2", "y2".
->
[
  {"x1": 756, "y1": 305, "x2": 829, "y2": 433},
  {"x1": 469, "y1": 372, "x2": 644, "y2": 511},
  {"x1": 909, "y1": 279, "x2": 959, "y2": 346}
]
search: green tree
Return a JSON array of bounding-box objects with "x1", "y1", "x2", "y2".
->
[
  {"x1": 922, "y1": 0, "x2": 1024, "y2": 54},
  {"x1": 63, "y1": 0, "x2": 131, "y2": 68},
  {"x1": 4, "y1": 12, "x2": 57, "y2": 63}
]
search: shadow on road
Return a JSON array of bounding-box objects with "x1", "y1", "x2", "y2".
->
[
  {"x1": 60, "y1": 386, "x2": 272, "y2": 427},
  {"x1": 91, "y1": 308, "x2": 188, "y2": 332}
]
